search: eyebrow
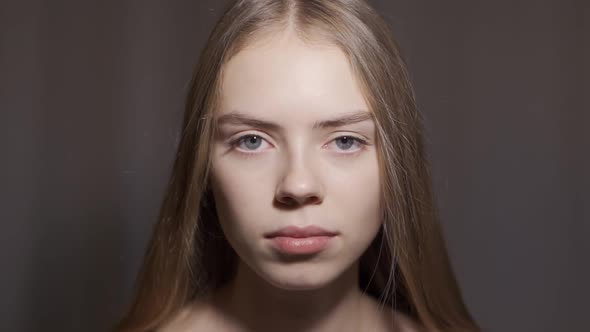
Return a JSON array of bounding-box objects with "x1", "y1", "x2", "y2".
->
[{"x1": 215, "y1": 110, "x2": 374, "y2": 131}]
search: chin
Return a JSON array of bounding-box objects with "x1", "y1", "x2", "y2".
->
[{"x1": 256, "y1": 261, "x2": 344, "y2": 291}]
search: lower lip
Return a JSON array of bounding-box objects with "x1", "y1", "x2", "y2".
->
[{"x1": 269, "y1": 236, "x2": 334, "y2": 255}]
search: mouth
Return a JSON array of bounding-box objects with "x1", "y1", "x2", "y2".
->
[
  {"x1": 264, "y1": 225, "x2": 339, "y2": 238},
  {"x1": 264, "y1": 225, "x2": 339, "y2": 255}
]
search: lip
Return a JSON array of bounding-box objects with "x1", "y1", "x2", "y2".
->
[
  {"x1": 264, "y1": 225, "x2": 339, "y2": 255},
  {"x1": 264, "y1": 225, "x2": 339, "y2": 239}
]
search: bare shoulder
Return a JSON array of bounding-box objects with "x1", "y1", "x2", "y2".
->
[
  {"x1": 390, "y1": 310, "x2": 425, "y2": 332},
  {"x1": 362, "y1": 295, "x2": 424, "y2": 332},
  {"x1": 157, "y1": 299, "x2": 211, "y2": 332}
]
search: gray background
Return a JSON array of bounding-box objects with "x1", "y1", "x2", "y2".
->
[{"x1": 1, "y1": 0, "x2": 587, "y2": 331}]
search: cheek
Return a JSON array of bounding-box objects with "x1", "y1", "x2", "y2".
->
[
  {"x1": 210, "y1": 158, "x2": 273, "y2": 234},
  {"x1": 338, "y1": 173, "x2": 381, "y2": 226},
  {"x1": 329, "y1": 156, "x2": 382, "y2": 244}
]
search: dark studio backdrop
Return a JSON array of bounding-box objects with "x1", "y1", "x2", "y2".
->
[{"x1": 1, "y1": 0, "x2": 587, "y2": 331}]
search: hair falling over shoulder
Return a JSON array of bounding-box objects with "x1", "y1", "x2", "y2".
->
[{"x1": 115, "y1": 1, "x2": 480, "y2": 331}]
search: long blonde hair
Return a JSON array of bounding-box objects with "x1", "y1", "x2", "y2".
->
[{"x1": 116, "y1": 1, "x2": 479, "y2": 331}]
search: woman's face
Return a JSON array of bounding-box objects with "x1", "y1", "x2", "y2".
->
[{"x1": 210, "y1": 31, "x2": 382, "y2": 290}]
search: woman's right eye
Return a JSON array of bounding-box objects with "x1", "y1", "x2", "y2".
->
[{"x1": 229, "y1": 134, "x2": 271, "y2": 152}]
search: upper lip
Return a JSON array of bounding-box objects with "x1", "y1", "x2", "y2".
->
[{"x1": 264, "y1": 225, "x2": 339, "y2": 238}]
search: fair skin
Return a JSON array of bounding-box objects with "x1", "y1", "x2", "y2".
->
[{"x1": 161, "y1": 28, "x2": 421, "y2": 332}]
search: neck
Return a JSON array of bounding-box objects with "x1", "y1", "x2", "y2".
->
[{"x1": 208, "y1": 260, "x2": 368, "y2": 332}]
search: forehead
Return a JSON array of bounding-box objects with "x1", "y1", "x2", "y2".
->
[{"x1": 218, "y1": 32, "x2": 369, "y2": 122}]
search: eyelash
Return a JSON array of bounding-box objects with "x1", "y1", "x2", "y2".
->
[{"x1": 228, "y1": 134, "x2": 370, "y2": 157}]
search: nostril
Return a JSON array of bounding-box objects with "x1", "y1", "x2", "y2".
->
[
  {"x1": 280, "y1": 195, "x2": 301, "y2": 207},
  {"x1": 304, "y1": 195, "x2": 321, "y2": 205},
  {"x1": 279, "y1": 196, "x2": 296, "y2": 206}
]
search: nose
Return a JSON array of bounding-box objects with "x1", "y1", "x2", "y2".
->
[{"x1": 274, "y1": 153, "x2": 324, "y2": 207}]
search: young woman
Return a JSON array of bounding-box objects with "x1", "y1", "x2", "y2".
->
[{"x1": 117, "y1": 0, "x2": 480, "y2": 331}]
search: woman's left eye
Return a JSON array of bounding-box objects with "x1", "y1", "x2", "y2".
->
[{"x1": 327, "y1": 135, "x2": 368, "y2": 153}]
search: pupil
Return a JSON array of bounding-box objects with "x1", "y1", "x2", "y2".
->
[
  {"x1": 245, "y1": 136, "x2": 261, "y2": 149},
  {"x1": 337, "y1": 136, "x2": 353, "y2": 150}
]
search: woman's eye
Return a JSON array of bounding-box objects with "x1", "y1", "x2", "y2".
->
[
  {"x1": 330, "y1": 136, "x2": 368, "y2": 152},
  {"x1": 230, "y1": 134, "x2": 269, "y2": 151}
]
